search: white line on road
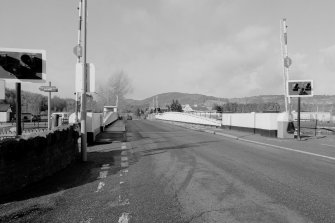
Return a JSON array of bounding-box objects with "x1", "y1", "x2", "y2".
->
[
  {"x1": 101, "y1": 166, "x2": 111, "y2": 170},
  {"x1": 118, "y1": 213, "x2": 130, "y2": 223},
  {"x1": 121, "y1": 157, "x2": 128, "y2": 162},
  {"x1": 80, "y1": 217, "x2": 93, "y2": 223},
  {"x1": 239, "y1": 138, "x2": 335, "y2": 161},
  {"x1": 121, "y1": 162, "x2": 129, "y2": 168},
  {"x1": 95, "y1": 181, "x2": 105, "y2": 193},
  {"x1": 98, "y1": 171, "x2": 108, "y2": 179}
]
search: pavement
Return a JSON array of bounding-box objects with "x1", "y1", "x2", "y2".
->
[
  {"x1": 104, "y1": 120, "x2": 126, "y2": 132},
  {"x1": 95, "y1": 120, "x2": 127, "y2": 143}
]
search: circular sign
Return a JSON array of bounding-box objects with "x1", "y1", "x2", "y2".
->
[
  {"x1": 73, "y1": 45, "x2": 82, "y2": 57},
  {"x1": 284, "y1": 56, "x2": 292, "y2": 68}
]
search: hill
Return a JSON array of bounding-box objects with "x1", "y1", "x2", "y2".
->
[{"x1": 125, "y1": 92, "x2": 335, "y2": 113}]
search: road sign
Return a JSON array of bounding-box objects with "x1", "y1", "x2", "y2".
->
[
  {"x1": 0, "y1": 48, "x2": 46, "y2": 83},
  {"x1": 73, "y1": 45, "x2": 82, "y2": 57},
  {"x1": 284, "y1": 56, "x2": 292, "y2": 68},
  {"x1": 287, "y1": 80, "x2": 313, "y2": 97},
  {"x1": 39, "y1": 86, "x2": 58, "y2": 92}
]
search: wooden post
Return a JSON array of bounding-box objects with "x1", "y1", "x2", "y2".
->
[{"x1": 16, "y1": 83, "x2": 22, "y2": 136}]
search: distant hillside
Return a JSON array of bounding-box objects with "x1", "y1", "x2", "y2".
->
[
  {"x1": 125, "y1": 92, "x2": 227, "y2": 108},
  {"x1": 125, "y1": 92, "x2": 335, "y2": 112}
]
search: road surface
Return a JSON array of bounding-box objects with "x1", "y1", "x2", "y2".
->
[{"x1": 1, "y1": 119, "x2": 335, "y2": 222}]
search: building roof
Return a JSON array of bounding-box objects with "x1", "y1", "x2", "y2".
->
[{"x1": 0, "y1": 104, "x2": 11, "y2": 112}]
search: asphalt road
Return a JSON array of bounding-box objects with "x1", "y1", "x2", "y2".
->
[{"x1": 1, "y1": 119, "x2": 335, "y2": 222}]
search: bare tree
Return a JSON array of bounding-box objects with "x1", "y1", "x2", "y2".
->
[{"x1": 95, "y1": 71, "x2": 133, "y2": 111}]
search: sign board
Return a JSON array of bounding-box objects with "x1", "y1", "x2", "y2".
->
[
  {"x1": 287, "y1": 80, "x2": 313, "y2": 97},
  {"x1": 0, "y1": 48, "x2": 46, "y2": 83},
  {"x1": 0, "y1": 80, "x2": 5, "y2": 100},
  {"x1": 39, "y1": 86, "x2": 58, "y2": 92},
  {"x1": 75, "y1": 63, "x2": 95, "y2": 93}
]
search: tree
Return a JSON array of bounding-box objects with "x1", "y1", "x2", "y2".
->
[
  {"x1": 213, "y1": 104, "x2": 222, "y2": 113},
  {"x1": 95, "y1": 70, "x2": 133, "y2": 112},
  {"x1": 170, "y1": 99, "x2": 182, "y2": 112}
]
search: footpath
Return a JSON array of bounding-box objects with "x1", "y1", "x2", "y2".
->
[
  {"x1": 94, "y1": 120, "x2": 126, "y2": 144},
  {"x1": 0, "y1": 120, "x2": 129, "y2": 222},
  {"x1": 155, "y1": 120, "x2": 335, "y2": 162}
]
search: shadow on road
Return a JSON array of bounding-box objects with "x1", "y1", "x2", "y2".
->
[{"x1": 0, "y1": 149, "x2": 121, "y2": 205}]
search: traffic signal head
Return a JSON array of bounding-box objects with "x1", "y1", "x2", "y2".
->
[
  {"x1": 0, "y1": 48, "x2": 46, "y2": 82},
  {"x1": 287, "y1": 80, "x2": 313, "y2": 97},
  {"x1": 292, "y1": 83, "x2": 299, "y2": 91},
  {"x1": 21, "y1": 54, "x2": 42, "y2": 73}
]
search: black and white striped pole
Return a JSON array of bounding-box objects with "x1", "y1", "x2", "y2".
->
[{"x1": 280, "y1": 18, "x2": 292, "y2": 113}]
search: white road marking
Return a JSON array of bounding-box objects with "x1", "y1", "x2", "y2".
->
[
  {"x1": 118, "y1": 213, "x2": 130, "y2": 223},
  {"x1": 98, "y1": 171, "x2": 108, "y2": 179},
  {"x1": 121, "y1": 162, "x2": 129, "y2": 168},
  {"x1": 119, "y1": 199, "x2": 130, "y2": 206},
  {"x1": 321, "y1": 143, "x2": 335, "y2": 148},
  {"x1": 239, "y1": 138, "x2": 335, "y2": 161},
  {"x1": 121, "y1": 157, "x2": 128, "y2": 162},
  {"x1": 95, "y1": 182, "x2": 105, "y2": 192},
  {"x1": 80, "y1": 217, "x2": 93, "y2": 223}
]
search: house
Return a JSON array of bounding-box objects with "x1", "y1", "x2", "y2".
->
[
  {"x1": 182, "y1": 104, "x2": 194, "y2": 112},
  {"x1": 0, "y1": 104, "x2": 12, "y2": 122}
]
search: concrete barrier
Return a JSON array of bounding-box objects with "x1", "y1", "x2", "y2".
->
[
  {"x1": 69, "y1": 112, "x2": 106, "y2": 144},
  {"x1": 0, "y1": 124, "x2": 80, "y2": 196},
  {"x1": 221, "y1": 112, "x2": 279, "y2": 137},
  {"x1": 155, "y1": 112, "x2": 221, "y2": 126}
]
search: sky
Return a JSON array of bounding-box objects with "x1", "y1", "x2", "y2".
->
[{"x1": 0, "y1": 0, "x2": 335, "y2": 100}]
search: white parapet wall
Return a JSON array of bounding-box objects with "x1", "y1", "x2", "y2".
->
[
  {"x1": 103, "y1": 112, "x2": 119, "y2": 128},
  {"x1": 69, "y1": 112, "x2": 103, "y2": 143},
  {"x1": 155, "y1": 112, "x2": 221, "y2": 127},
  {"x1": 221, "y1": 112, "x2": 279, "y2": 137}
]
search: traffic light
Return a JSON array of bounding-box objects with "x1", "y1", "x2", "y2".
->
[
  {"x1": 287, "y1": 80, "x2": 313, "y2": 97},
  {"x1": 21, "y1": 54, "x2": 42, "y2": 73},
  {"x1": 0, "y1": 48, "x2": 45, "y2": 81},
  {"x1": 292, "y1": 83, "x2": 299, "y2": 91}
]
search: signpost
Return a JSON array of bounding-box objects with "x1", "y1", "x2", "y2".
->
[
  {"x1": 39, "y1": 82, "x2": 58, "y2": 130},
  {"x1": 287, "y1": 80, "x2": 314, "y2": 140}
]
